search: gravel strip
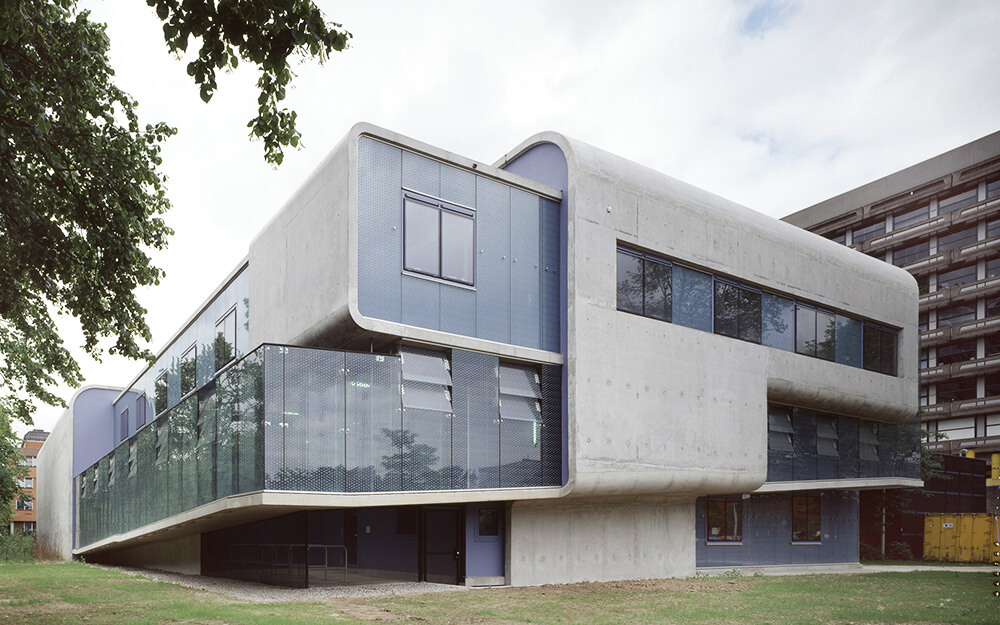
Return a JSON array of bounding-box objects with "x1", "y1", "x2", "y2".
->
[{"x1": 95, "y1": 564, "x2": 473, "y2": 603}]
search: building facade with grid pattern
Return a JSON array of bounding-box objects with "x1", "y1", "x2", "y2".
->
[
  {"x1": 784, "y1": 131, "x2": 1000, "y2": 512},
  {"x1": 37, "y1": 124, "x2": 919, "y2": 586}
]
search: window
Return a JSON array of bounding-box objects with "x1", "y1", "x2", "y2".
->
[
  {"x1": 403, "y1": 193, "x2": 475, "y2": 285},
  {"x1": 816, "y1": 416, "x2": 838, "y2": 457},
  {"x1": 892, "y1": 240, "x2": 929, "y2": 267},
  {"x1": 936, "y1": 340, "x2": 976, "y2": 366},
  {"x1": 796, "y1": 305, "x2": 835, "y2": 361},
  {"x1": 919, "y1": 312, "x2": 929, "y2": 332},
  {"x1": 937, "y1": 417, "x2": 975, "y2": 440},
  {"x1": 616, "y1": 247, "x2": 672, "y2": 321},
  {"x1": 18, "y1": 456, "x2": 35, "y2": 467},
  {"x1": 476, "y1": 507, "x2": 501, "y2": 541},
  {"x1": 15, "y1": 499, "x2": 33, "y2": 511},
  {"x1": 988, "y1": 257, "x2": 1000, "y2": 280},
  {"x1": 155, "y1": 419, "x2": 168, "y2": 464},
  {"x1": 936, "y1": 264, "x2": 977, "y2": 290},
  {"x1": 215, "y1": 307, "x2": 237, "y2": 371},
  {"x1": 919, "y1": 348, "x2": 929, "y2": 369},
  {"x1": 919, "y1": 384, "x2": 929, "y2": 407},
  {"x1": 17, "y1": 477, "x2": 33, "y2": 488},
  {"x1": 154, "y1": 372, "x2": 168, "y2": 415},
  {"x1": 937, "y1": 226, "x2": 977, "y2": 252},
  {"x1": 893, "y1": 204, "x2": 928, "y2": 229},
  {"x1": 706, "y1": 499, "x2": 742, "y2": 542},
  {"x1": 862, "y1": 324, "x2": 897, "y2": 375},
  {"x1": 852, "y1": 221, "x2": 885, "y2": 244},
  {"x1": 988, "y1": 178, "x2": 1000, "y2": 200},
  {"x1": 827, "y1": 230, "x2": 846, "y2": 245},
  {"x1": 986, "y1": 333, "x2": 1000, "y2": 356},
  {"x1": 714, "y1": 280, "x2": 761, "y2": 343},
  {"x1": 936, "y1": 303, "x2": 976, "y2": 328},
  {"x1": 791, "y1": 495, "x2": 821, "y2": 542},
  {"x1": 128, "y1": 439, "x2": 137, "y2": 477},
  {"x1": 987, "y1": 219, "x2": 1000, "y2": 240},
  {"x1": 987, "y1": 294, "x2": 1000, "y2": 318},
  {"x1": 916, "y1": 275, "x2": 929, "y2": 295},
  {"x1": 938, "y1": 189, "x2": 978, "y2": 214},
  {"x1": 136, "y1": 394, "x2": 147, "y2": 429},
  {"x1": 936, "y1": 378, "x2": 977, "y2": 403},
  {"x1": 119, "y1": 407, "x2": 128, "y2": 441},
  {"x1": 180, "y1": 344, "x2": 197, "y2": 396}
]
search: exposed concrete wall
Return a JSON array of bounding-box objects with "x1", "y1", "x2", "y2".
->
[
  {"x1": 248, "y1": 131, "x2": 352, "y2": 348},
  {"x1": 92, "y1": 535, "x2": 200, "y2": 575},
  {"x1": 36, "y1": 401, "x2": 74, "y2": 559},
  {"x1": 496, "y1": 133, "x2": 919, "y2": 506},
  {"x1": 508, "y1": 498, "x2": 695, "y2": 585}
]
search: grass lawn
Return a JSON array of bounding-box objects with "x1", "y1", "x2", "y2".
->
[{"x1": 0, "y1": 562, "x2": 994, "y2": 624}]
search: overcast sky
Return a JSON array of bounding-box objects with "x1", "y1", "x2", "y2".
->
[{"x1": 17, "y1": 0, "x2": 1000, "y2": 437}]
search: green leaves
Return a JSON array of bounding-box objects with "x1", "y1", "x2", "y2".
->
[
  {"x1": 0, "y1": 0, "x2": 174, "y2": 422},
  {"x1": 147, "y1": 0, "x2": 351, "y2": 165}
]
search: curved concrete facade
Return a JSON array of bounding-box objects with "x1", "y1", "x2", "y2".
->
[{"x1": 41, "y1": 123, "x2": 918, "y2": 587}]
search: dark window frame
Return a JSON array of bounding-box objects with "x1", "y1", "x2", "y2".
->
[
  {"x1": 706, "y1": 498, "x2": 743, "y2": 542},
  {"x1": 791, "y1": 495, "x2": 821, "y2": 542},
  {"x1": 180, "y1": 343, "x2": 197, "y2": 397},
  {"x1": 119, "y1": 407, "x2": 128, "y2": 442},
  {"x1": 215, "y1": 306, "x2": 238, "y2": 372},
  {"x1": 475, "y1": 507, "x2": 502, "y2": 542},
  {"x1": 713, "y1": 279, "x2": 762, "y2": 344},
  {"x1": 616, "y1": 246, "x2": 672, "y2": 322},
  {"x1": 402, "y1": 191, "x2": 476, "y2": 287}
]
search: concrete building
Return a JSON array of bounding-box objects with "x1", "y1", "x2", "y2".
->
[
  {"x1": 37, "y1": 124, "x2": 919, "y2": 586},
  {"x1": 784, "y1": 131, "x2": 1000, "y2": 511},
  {"x1": 10, "y1": 429, "x2": 47, "y2": 534}
]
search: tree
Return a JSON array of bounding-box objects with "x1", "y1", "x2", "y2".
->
[
  {"x1": 0, "y1": 0, "x2": 349, "y2": 426},
  {"x1": 0, "y1": 415, "x2": 28, "y2": 530}
]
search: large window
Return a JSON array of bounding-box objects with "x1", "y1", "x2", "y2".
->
[
  {"x1": 892, "y1": 240, "x2": 929, "y2": 267},
  {"x1": 863, "y1": 323, "x2": 897, "y2": 375},
  {"x1": 215, "y1": 307, "x2": 237, "y2": 372},
  {"x1": 706, "y1": 499, "x2": 742, "y2": 542},
  {"x1": 403, "y1": 193, "x2": 475, "y2": 285},
  {"x1": 616, "y1": 248, "x2": 671, "y2": 321},
  {"x1": 936, "y1": 264, "x2": 977, "y2": 290},
  {"x1": 154, "y1": 372, "x2": 168, "y2": 415},
  {"x1": 615, "y1": 244, "x2": 899, "y2": 375},
  {"x1": 936, "y1": 378, "x2": 977, "y2": 403},
  {"x1": 180, "y1": 344, "x2": 197, "y2": 396},
  {"x1": 714, "y1": 281, "x2": 760, "y2": 343},
  {"x1": 119, "y1": 407, "x2": 128, "y2": 441},
  {"x1": 936, "y1": 303, "x2": 976, "y2": 328},
  {"x1": 796, "y1": 304, "x2": 835, "y2": 361},
  {"x1": 937, "y1": 340, "x2": 976, "y2": 366},
  {"x1": 938, "y1": 189, "x2": 978, "y2": 214},
  {"x1": 937, "y1": 226, "x2": 977, "y2": 252},
  {"x1": 852, "y1": 221, "x2": 885, "y2": 244},
  {"x1": 791, "y1": 495, "x2": 821, "y2": 542},
  {"x1": 893, "y1": 204, "x2": 929, "y2": 230}
]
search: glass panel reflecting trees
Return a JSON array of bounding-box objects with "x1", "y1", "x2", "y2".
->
[{"x1": 76, "y1": 344, "x2": 563, "y2": 549}]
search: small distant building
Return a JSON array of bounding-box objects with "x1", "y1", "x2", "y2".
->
[
  {"x1": 10, "y1": 429, "x2": 48, "y2": 533},
  {"x1": 38, "y1": 124, "x2": 919, "y2": 586}
]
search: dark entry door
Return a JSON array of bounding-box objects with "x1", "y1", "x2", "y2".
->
[{"x1": 422, "y1": 507, "x2": 462, "y2": 584}]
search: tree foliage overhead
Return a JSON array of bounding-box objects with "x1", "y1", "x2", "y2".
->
[
  {"x1": 0, "y1": 0, "x2": 349, "y2": 425},
  {"x1": 149, "y1": 0, "x2": 351, "y2": 164}
]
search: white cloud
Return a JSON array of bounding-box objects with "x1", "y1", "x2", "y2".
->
[{"x1": 17, "y1": 0, "x2": 1000, "y2": 435}]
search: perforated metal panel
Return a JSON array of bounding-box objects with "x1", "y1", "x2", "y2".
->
[
  {"x1": 476, "y1": 177, "x2": 511, "y2": 343},
  {"x1": 402, "y1": 148, "x2": 441, "y2": 197},
  {"x1": 510, "y1": 190, "x2": 541, "y2": 347},
  {"x1": 439, "y1": 286, "x2": 477, "y2": 336},
  {"x1": 440, "y1": 163, "x2": 476, "y2": 206},
  {"x1": 400, "y1": 275, "x2": 441, "y2": 330},
  {"x1": 263, "y1": 345, "x2": 285, "y2": 489},
  {"x1": 539, "y1": 364, "x2": 563, "y2": 486},
  {"x1": 453, "y1": 349, "x2": 500, "y2": 489},
  {"x1": 357, "y1": 137, "x2": 403, "y2": 321}
]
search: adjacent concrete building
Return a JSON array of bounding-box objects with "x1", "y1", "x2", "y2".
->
[
  {"x1": 10, "y1": 429, "x2": 47, "y2": 534},
  {"x1": 784, "y1": 131, "x2": 1000, "y2": 511},
  {"x1": 37, "y1": 124, "x2": 920, "y2": 586}
]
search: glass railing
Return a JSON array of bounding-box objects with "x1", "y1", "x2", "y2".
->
[{"x1": 76, "y1": 344, "x2": 563, "y2": 549}]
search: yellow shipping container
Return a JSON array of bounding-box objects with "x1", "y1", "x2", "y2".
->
[{"x1": 923, "y1": 513, "x2": 999, "y2": 563}]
